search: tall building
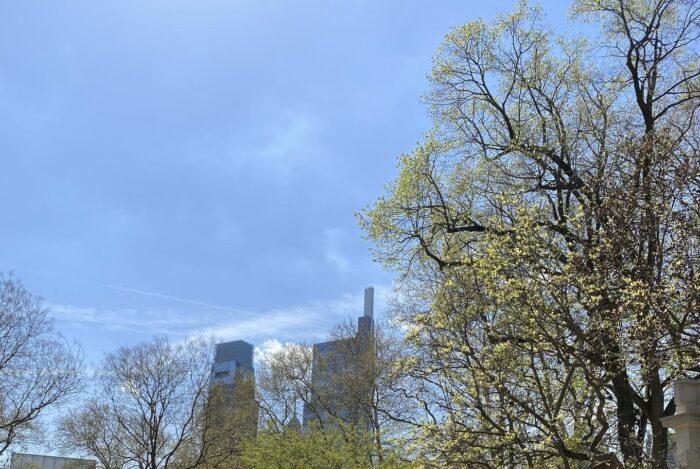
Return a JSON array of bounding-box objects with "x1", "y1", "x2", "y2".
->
[
  {"x1": 211, "y1": 340, "x2": 255, "y2": 386},
  {"x1": 303, "y1": 287, "x2": 375, "y2": 430},
  {"x1": 208, "y1": 340, "x2": 258, "y2": 442}
]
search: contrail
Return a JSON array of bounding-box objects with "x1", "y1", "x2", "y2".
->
[
  {"x1": 2, "y1": 264, "x2": 257, "y2": 317},
  {"x1": 101, "y1": 283, "x2": 252, "y2": 315}
]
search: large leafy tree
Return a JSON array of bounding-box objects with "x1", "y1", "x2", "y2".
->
[{"x1": 362, "y1": 0, "x2": 700, "y2": 467}]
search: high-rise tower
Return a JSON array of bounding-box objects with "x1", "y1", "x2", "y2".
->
[
  {"x1": 303, "y1": 287, "x2": 375, "y2": 429},
  {"x1": 208, "y1": 340, "x2": 258, "y2": 448},
  {"x1": 211, "y1": 340, "x2": 254, "y2": 386}
]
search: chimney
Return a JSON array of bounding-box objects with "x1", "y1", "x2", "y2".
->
[{"x1": 363, "y1": 286, "x2": 374, "y2": 318}]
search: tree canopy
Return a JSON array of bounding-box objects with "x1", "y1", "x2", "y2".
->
[{"x1": 362, "y1": 0, "x2": 700, "y2": 467}]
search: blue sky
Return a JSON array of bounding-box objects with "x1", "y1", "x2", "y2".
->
[{"x1": 0, "y1": 0, "x2": 571, "y2": 362}]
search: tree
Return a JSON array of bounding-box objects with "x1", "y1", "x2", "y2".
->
[
  {"x1": 362, "y1": 0, "x2": 700, "y2": 467},
  {"x1": 0, "y1": 273, "x2": 82, "y2": 455},
  {"x1": 201, "y1": 368, "x2": 258, "y2": 468},
  {"x1": 255, "y1": 320, "x2": 416, "y2": 465},
  {"x1": 58, "y1": 398, "x2": 131, "y2": 469},
  {"x1": 321, "y1": 320, "x2": 418, "y2": 462},
  {"x1": 256, "y1": 342, "x2": 314, "y2": 434},
  {"x1": 59, "y1": 337, "x2": 245, "y2": 469},
  {"x1": 240, "y1": 422, "x2": 415, "y2": 469}
]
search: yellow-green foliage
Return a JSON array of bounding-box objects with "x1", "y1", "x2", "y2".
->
[
  {"x1": 360, "y1": 0, "x2": 700, "y2": 467},
  {"x1": 239, "y1": 425, "x2": 417, "y2": 469}
]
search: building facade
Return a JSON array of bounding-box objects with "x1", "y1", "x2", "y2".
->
[
  {"x1": 10, "y1": 453, "x2": 96, "y2": 469},
  {"x1": 303, "y1": 287, "x2": 375, "y2": 430},
  {"x1": 209, "y1": 340, "x2": 258, "y2": 442},
  {"x1": 211, "y1": 340, "x2": 255, "y2": 386}
]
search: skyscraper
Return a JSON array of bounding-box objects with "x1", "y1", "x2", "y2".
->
[
  {"x1": 303, "y1": 287, "x2": 375, "y2": 429},
  {"x1": 211, "y1": 340, "x2": 255, "y2": 386},
  {"x1": 208, "y1": 340, "x2": 258, "y2": 444}
]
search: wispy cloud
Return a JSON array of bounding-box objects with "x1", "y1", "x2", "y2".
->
[
  {"x1": 259, "y1": 111, "x2": 316, "y2": 169},
  {"x1": 6, "y1": 266, "x2": 253, "y2": 316},
  {"x1": 49, "y1": 286, "x2": 392, "y2": 349},
  {"x1": 49, "y1": 304, "x2": 203, "y2": 336},
  {"x1": 191, "y1": 291, "x2": 367, "y2": 342},
  {"x1": 323, "y1": 228, "x2": 350, "y2": 271}
]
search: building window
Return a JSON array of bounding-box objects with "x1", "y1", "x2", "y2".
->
[{"x1": 214, "y1": 371, "x2": 228, "y2": 379}]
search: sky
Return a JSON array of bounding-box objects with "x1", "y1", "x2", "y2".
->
[{"x1": 0, "y1": 0, "x2": 572, "y2": 364}]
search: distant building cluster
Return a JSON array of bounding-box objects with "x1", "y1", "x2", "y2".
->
[
  {"x1": 17, "y1": 287, "x2": 375, "y2": 463},
  {"x1": 212, "y1": 286, "x2": 375, "y2": 430}
]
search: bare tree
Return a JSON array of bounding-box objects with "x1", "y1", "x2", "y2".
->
[
  {"x1": 256, "y1": 343, "x2": 314, "y2": 433},
  {"x1": 58, "y1": 399, "x2": 130, "y2": 469},
  {"x1": 60, "y1": 337, "x2": 245, "y2": 469},
  {"x1": 0, "y1": 273, "x2": 82, "y2": 456}
]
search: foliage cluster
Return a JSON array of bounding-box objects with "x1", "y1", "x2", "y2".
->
[
  {"x1": 361, "y1": 0, "x2": 700, "y2": 467},
  {"x1": 239, "y1": 422, "x2": 414, "y2": 469}
]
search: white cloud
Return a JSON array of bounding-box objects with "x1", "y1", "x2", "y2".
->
[
  {"x1": 49, "y1": 284, "x2": 394, "y2": 353},
  {"x1": 193, "y1": 307, "x2": 315, "y2": 342},
  {"x1": 255, "y1": 338, "x2": 286, "y2": 365},
  {"x1": 49, "y1": 304, "x2": 205, "y2": 336},
  {"x1": 191, "y1": 291, "x2": 368, "y2": 343},
  {"x1": 254, "y1": 339, "x2": 312, "y2": 367}
]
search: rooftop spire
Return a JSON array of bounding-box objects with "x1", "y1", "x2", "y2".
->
[{"x1": 363, "y1": 286, "x2": 374, "y2": 318}]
